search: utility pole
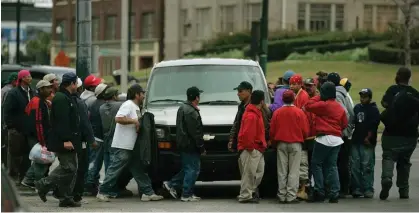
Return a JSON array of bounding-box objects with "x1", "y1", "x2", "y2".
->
[
  {"x1": 121, "y1": 0, "x2": 129, "y2": 93},
  {"x1": 76, "y1": 0, "x2": 92, "y2": 80},
  {"x1": 259, "y1": 0, "x2": 268, "y2": 76},
  {"x1": 15, "y1": 0, "x2": 21, "y2": 64},
  {"x1": 127, "y1": 0, "x2": 132, "y2": 72}
]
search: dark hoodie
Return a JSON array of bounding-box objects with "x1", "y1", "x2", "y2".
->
[{"x1": 352, "y1": 102, "x2": 380, "y2": 146}]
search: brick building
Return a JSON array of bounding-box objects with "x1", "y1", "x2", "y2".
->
[{"x1": 51, "y1": 0, "x2": 164, "y2": 76}]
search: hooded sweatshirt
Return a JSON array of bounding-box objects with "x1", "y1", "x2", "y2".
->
[
  {"x1": 270, "y1": 104, "x2": 309, "y2": 144},
  {"x1": 353, "y1": 102, "x2": 380, "y2": 146},
  {"x1": 80, "y1": 90, "x2": 96, "y2": 109},
  {"x1": 269, "y1": 85, "x2": 289, "y2": 112},
  {"x1": 336, "y1": 86, "x2": 355, "y2": 138},
  {"x1": 238, "y1": 104, "x2": 267, "y2": 153}
]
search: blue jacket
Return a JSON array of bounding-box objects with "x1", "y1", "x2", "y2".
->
[{"x1": 352, "y1": 102, "x2": 380, "y2": 145}]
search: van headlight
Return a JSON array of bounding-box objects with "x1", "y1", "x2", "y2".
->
[{"x1": 156, "y1": 128, "x2": 165, "y2": 139}]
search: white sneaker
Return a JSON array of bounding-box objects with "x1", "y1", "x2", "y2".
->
[
  {"x1": 96, "y1": 193, "x2": 110, "y2": 202},
  {"x1": 163, "y1": 181, "x2": 178, "y2": 199},
  {"x1": 181, "y1": 195, "x2": 201, "y2": 202},
  {"x1": 141, "y1": 194, "x2": 164, "y2": 201}
]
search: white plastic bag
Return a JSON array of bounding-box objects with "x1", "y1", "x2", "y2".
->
[{"x1": 29, "y1": 143, "x2": 56, "y2": 164}]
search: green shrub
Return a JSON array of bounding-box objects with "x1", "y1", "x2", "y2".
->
[
  {"x1": 286, "y1": 48, "x2": 369, "y2": 62},
  {"x1": 293, "y1": 41, "x2": 371, "y2": 54},
  {"x1": 368, "y1": 41, "x2": 419, "y2": 65},
  {"x1": 183, "y1": 49, "x2": 246, "y2": 59}
]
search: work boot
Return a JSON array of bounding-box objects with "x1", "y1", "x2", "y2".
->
[
  {"x1": 59, "y1": 199, "x2": 81, "y2": 207},
  {"x1": 297, "y1": 183, "x2": 308, "y2": 200},
  {"x1": 380, "y1": 182, "x2": 392, "y2": 200},
  {"x1": 34, "y1": 180, "x2": 48, "y2": 202},
  {"x1": 399, "y1": 188, "x2": 409, "y2": 199}
]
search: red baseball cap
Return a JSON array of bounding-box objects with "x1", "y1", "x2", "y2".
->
[
  {"x1": 282, "y1": 89, "x2": 295, "y2": 103},
  {"x1": 289, "y1": 75, "x2": 303, "y2": 85},
  {"x1": 84, "y1": 75, "x2": 102, "y2": 87}
]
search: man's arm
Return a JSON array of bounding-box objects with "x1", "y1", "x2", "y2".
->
[
  {"x1": 115, "y1": 103, "x2": 138, "y2": 125},
  {"x1": 185, "y1": 111, "x2": 204, "y2": 151},
  {"x1": 381, "y1": 86, "x2": 395, "y2": 109},
  {"x1": 304, "y1": 96, "x2": 330, "y2": 116}
]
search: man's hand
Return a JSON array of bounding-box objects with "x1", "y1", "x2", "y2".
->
[
  {"x1": 134, "y1": 119, "x2": 140, "y2": 132},
  {"x1": 228, "y1": 141, "x2": 235, "y2": 152},
  {"x1": 91, "y1": 141, "x2": 99, "y2": 149},
  {"x1": 364, "y1": 137, "x2": 371, "y2": 146},
  {"x1": 267, "y1": 140, "x2": 272, "y2": 147},
  {"x1": 64, "y1": 141, "x2": 74, "y2": 150}
]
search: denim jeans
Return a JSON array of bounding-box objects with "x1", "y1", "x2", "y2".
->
[
  {"x1": 99, "y1": 148, "x2": 154, "y2": 196},
  {"x1": 350, "y1": 143, "x2": 375, "y2": 194},
  {"x1": 86, "y1": 142, "x2": 104, "y2": 187},
  {"x1": 104, "y1": 150, "x2": 110, "y2": 174},
  {"x1": 311, "y1": 142, "x2": 341, "y2": 199},
  {"x1": 167, "y1": 152, "x2": 201, "y2": 198},
  {"x1": 23, "y1": 162, "x2": 50, "y2": 184}
]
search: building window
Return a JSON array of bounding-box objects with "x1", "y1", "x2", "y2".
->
[
  {"x1": 180, "y1": 9, "x2": 189, "y2": 37},
  {"x1": 92, "y1": 16, "x2": 99, "y2": 40},
  {"x1": 196, "y1": 8, "x2": 211, "y2": 39},
  {"x1": 298, "y1": 3, "x2": 306, "y2": 30},
  {"x1": 310, "y1": 4, "x2": 331, "y2": 31},
  {"x1": 335, "y1": 4, "x2": 344, "y2": 31},
  {"x1": 141, "y1": 12, "x2": 154, "y2": 39},
  {"x1": 220, "y1": 5, "x2": 235, "y2": 33},
  {"x1": 55, "y1": 19, "x2": 66, "y2": 41},
  {"x1": 363, "y1": 5, "x2": 373, "y2": 30},
  {"x1": 245, "y1": 3, "x2": 261, "y2": 30},
  {"x1": 105, "y1": 15, "x2": 116, "y2": 40},
  {"x1": 130, "y1": 13, "x2": 136, "y2": 39},
  {"x1": 377, "y1": 5, "x2": 398, "y2": 32}
]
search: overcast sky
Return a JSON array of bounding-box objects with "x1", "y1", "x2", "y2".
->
[{"x1": 1, "y1": 0, "x2": 52, "y2": 8}]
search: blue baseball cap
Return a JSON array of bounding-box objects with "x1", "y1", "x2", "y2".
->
[
  {"x1": 283, "y1": 70, "x2": 295, "y2": 81},
  {"x1": 61, "y1": 72, "x2": 78, "y2": 84}
]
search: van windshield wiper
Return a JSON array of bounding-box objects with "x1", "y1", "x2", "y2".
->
[
  {"x1": 200, "y1": 100, "x2": 239, "y2": 105},
  {"x1": 149, "y1": 99, "x2": 185, "y2": 103}
]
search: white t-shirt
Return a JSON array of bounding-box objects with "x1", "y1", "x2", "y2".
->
[
  {"x1": 111, "y1": 100, "x2": 141, "y2": 150},
  {"x1": 315, "y1": 135, "x2": 344, "y2": 147}
]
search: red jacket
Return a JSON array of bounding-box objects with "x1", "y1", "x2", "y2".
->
[
  {"x1": 270, "y1": 105, "x2": 309, "y2": 144},
  {"x1": 294, "y1": 89, "x2": 310, "y2": 109},
  {"x1": 25, "y1": 96, "x2": 51, "y2": 146},
  {"x1": 305, "y1": 96, "x2": 348, "y2": 137},
  {"x1": 238, "y1": 104, "x2": 267, "y2": 153},
  {"x1": 303, "y1": 110, "x2": 317, "y2": 139}
]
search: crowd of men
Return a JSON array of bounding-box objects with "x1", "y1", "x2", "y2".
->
[{"x1": 0, "y1": 66, "x2": 418, "y2": 207}]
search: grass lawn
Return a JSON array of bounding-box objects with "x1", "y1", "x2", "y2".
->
[{"x1": 103, "y1": 60, "x2": 418, "y2": 131}]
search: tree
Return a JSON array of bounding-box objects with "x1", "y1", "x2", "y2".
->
[
  {"x1": 25, "y1": 31, "x2": 51, "y2": 65},
  {"x1": 392, "y1": 0, "x2": 419, "y2": 69}
]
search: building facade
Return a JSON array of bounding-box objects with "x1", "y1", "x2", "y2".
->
[
  {"x1": 164, "y1": 0, "x2": 408, "y2": 60},
  {"x1": 51, "y1": 0, "x2": 164, "y2": 76}
]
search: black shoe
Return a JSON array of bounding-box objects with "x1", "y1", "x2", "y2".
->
[
  {"x1": 329, "y1": 197, "x2": 339, "y2": 203},
  {"x1": 20, "y1": 180, "x2": 35, "y2": 189},
  {"x1": 380, "y1": 185, "x2": 391, "y2": 200},
  {"x1": 287, "y1": 199, "x2": 300, "y2": 204},
  {"x1": 308, "y1": 192, "x2": 325, "y2": 203},
  {"x1": 118, "y1": 189, "x2": 134, "y2": 198},
  {"x1": 59, "y1": 199, "x2": 82, "y2": 208},
  {"x1": 339, "y1": 192, "x2": 347, "y2": 199},
  {"x1": 34, "y1": 181, "x2": 48, "y2": 202},
  {"x1": 252, "y1": 188, "x2": 260, "y2": 199},
  {"x1": 239, "y1": 197, "x2": 259, "y2": 204},
  {"x1": 399, "y1": 188, "x2": 409, "y2": 199},
  {"x1": 352, "y1": 192, "x2": 363, "y2": 198}
]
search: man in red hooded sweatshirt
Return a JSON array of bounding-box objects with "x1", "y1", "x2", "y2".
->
[
  {"x1": 237, "y1": 90, "x2": 267, "y2": 203},
  {"x1": 290, "y1": 75, "x2": 310, "y2": 109}
]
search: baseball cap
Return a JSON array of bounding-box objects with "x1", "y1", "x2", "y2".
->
[
  {"x1": 282, "y1": 89, "x2": 295, "y2": 103},
  {"x1": 102, "y1": 87, "x2": 119, "y2": 100},
  {"x1": 283, "y1": 70, "x2": 295, "y2": 81},
  {"x1": 43, "y1": 73, "x2": 57, "y2": 82},
  {"x1": 304, "y1": 78, "x2": 315, "y2": 85},
  {"x1": 327, "y1": 72, "x2": 341, "y2": 86},
  {"x1": 233, "y1": 81, "x2": 253, "y2": 91},
  {"x1": 289, "y1": 75, "x2": 303, "y2": 85},
  {"x1": 94, "y1": 83, "x2": 109, "y2": 97},
  {"x1": 36, "y1": 80, "x2": 52, "y2": 89},
  {"x1": 84, "y1": 75, "x2": 102, "y2": 87},
  {"x1": 359, "y1": 88, "x2": 373, "y2": 97},
  {"x1": 61, "y1": 72, "x2": 78, "y2": 84},
  {"x1": 77, "y1": 78, "x2": 83, "y2": 88},
  {"x1": 187, "y1": 86, "x2": 203, "y2": 99}
]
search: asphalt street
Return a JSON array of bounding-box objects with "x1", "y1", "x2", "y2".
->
[{"x1": 19, "y1": 144, "x2": 419, "y2": 212}]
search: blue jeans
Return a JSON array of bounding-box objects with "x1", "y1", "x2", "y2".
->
[
  {"x1": 311, "y1": 142, "x2": 341, "y2": 199},
  {"x1": 99, "y1": 148, "x2": 154, "y2": 196},
  {"x1": 350, "y1": 143, "x2": 375, "y2": 194},
  {"x1": 86, "y1": 142, "x2": 104, "y2": 187},
  {"x1": 167, "y1": 152, "x2": 201, "y2": 197},
  {"x1": 23, "y1": 162, "x2": 50, "y2": 183},
  {"x1": 104, "y1": 150, "x2": 110, "y2": 174}
]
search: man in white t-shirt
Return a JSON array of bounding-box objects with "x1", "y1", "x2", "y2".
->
[{"x1": 97, "y1": 84, "x2": 163, "y2": 202}]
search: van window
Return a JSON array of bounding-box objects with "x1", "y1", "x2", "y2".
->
[{"x1": 146, "y1": 65, "x2": 269, "y2": 105}]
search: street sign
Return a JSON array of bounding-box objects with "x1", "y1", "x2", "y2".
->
[{"x1": 54, "y1": 50, "x2": 70, "y2": 67}]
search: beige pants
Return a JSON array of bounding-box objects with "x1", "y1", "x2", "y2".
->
[
  {"x1": 299, "y1": 150, "x2": 309, "y2": 181},
  {"x1": 277, "y1": 142, "x2": 302, "y2": 201},
  {"x1": 238, "y1": 149, "x2": 265, "y2": 201}
]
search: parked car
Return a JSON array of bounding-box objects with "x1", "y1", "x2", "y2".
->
[
  {"x1": 144, "y1": 58, "x2": 277, "y2": 195},
  {"x1": 1, "y1": 166, "x2": 27, "y2": 212},
  {"x1": 1, "y1": 64, "x2": 76, "y2": 89}
]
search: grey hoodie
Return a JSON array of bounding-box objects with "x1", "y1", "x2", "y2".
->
[
  {"x1": 336, "y1": 86, "x2": 355, "y2": 138},
  {"x1": 80, "y1": 90, "x2": 96, "y2": 109}
]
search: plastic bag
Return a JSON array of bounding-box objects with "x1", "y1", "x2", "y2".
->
[{"x1": 29, "y1": 143, "x2": 56, "y2": 164}]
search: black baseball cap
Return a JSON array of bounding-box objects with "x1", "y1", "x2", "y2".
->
[
  {"x1": 61, "y1": 72, "x2": 77, "y2": 84},
  {"x1": 187, "y1": 86, "x2": 203, "y2": 99},
  {"x1": 233, "y1": 81, "x2": 253, "y2": 91},
  {"x1": 304, "y1": 78, "x2": 315, "y2": 85},
  {"x1": 359, "y1": 88, "x2": 373, "y2": 97}
]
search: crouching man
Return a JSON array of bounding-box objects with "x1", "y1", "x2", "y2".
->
[{"x1": 237, "y1": 90, "x2": 267, "y2": 203}]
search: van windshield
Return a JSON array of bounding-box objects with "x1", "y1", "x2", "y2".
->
[{"x1": 146, "y1": 65, "x2": 269, "y2": 105}]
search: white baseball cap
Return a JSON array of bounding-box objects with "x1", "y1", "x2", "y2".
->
[
  {"x1": 77, "y1": 78, "x2": 83, "y2": 88},
  {"x1": 94, "y1": 83, "x2": 108, "y2": 97}
]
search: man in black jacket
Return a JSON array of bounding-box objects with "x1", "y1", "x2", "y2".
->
[
  {"x1": 163, "y1": 86, "x2": 206, "y2": 202},
  {"x1": 379, "y1": 67, "x2": 419, "y2": 200},
  {"x1": 3, "y1": 69, "x2": 35, "y2": 183},
  {"x1": 34, "y1": 72, "x2": 82, "y2": 208}
]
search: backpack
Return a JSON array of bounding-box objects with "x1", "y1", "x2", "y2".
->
[{"x1": 386, "y1": 88, "x2": 417, "y2": 126}]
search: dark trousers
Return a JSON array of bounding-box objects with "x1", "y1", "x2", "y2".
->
[
  {"x1": 73, "y1": 147, "x2": 88, "y2": 201},
  {"x1": 7, "y1": 129, "x2": 31, "y2": 183},
  {"x1": 2, "y1": 126, "x2": 8, "y2": 166},
  {"x1": 337, "y1": 138, "x2": 351, "y2": 195},
  {"x1": 381, "y1": 136, "x2": 417, "y2": 193},
  {"x1": 167, "y1": 152, "x2": 201, "y2": 197},
  {"x1": 37, "y1": 151, "x2": 78, "y2": 202}
]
